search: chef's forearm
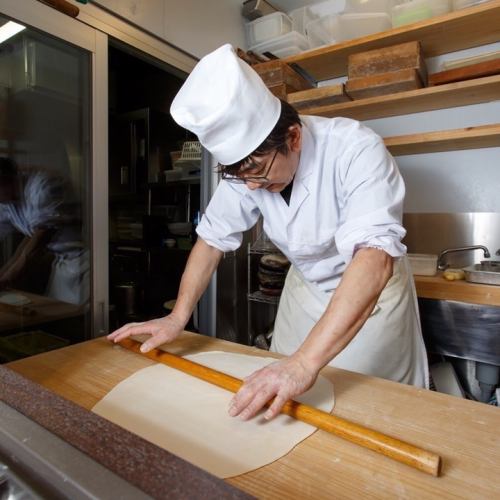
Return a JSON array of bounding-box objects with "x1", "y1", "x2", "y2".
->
[
  {"x1": 0, "y1": 234, "x2": 39, "y2": 282},
  {"x1": 171, "y1": 238, "x2": 223, "y2": 326},
  {"x1": 296, "y1": 248, "x2": 394, "y2": 371}
]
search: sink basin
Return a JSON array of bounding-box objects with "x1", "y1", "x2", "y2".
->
[{"x1": 463, "y1": 260, "x2": 500, "y2": 286}]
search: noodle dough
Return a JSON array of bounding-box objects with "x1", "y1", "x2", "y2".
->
[{"x1": 92, "y1": 351, "x2": 335, "y2": 478}]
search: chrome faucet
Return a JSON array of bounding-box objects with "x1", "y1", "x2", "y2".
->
[{"x1": 438, "y1": 245, "x2": 491, "y2": 270}]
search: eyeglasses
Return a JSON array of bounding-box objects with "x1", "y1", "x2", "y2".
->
[{"x1": 221, "y1": 149, "x2": 278, "y2": 184}]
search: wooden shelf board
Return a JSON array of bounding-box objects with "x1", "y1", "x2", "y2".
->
[
  {"x1": 299, "y1": 74, "x2": 500, "y2": 120},
  {"x1": 384, "y1": 123, "x2": 500, "y2": 155},
  {"x1": 284, "y1": 1, "x2": 500, "y2": 81},
  {"x1": 414, "y1": 273, "x2": 500, "y2": 307}
]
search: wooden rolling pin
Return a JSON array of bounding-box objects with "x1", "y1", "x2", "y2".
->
[
  {"x1": 38, "y1": 0, "x2": 80, "y2": 18},
  {"x1": 118, "y1": 338, "x2": 442, "y2": 476}
]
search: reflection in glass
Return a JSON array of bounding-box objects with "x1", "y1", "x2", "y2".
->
[{"x1": 0, "y1": 14, "x2": 91, "y2": 362}]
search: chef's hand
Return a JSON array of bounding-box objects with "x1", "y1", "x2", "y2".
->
[
  {"x1": 228, "y1": 352, "x2": 319, "y2": 421},
  {"x1": 107, "y1": 314, "x2": 185, "y2": 353}
]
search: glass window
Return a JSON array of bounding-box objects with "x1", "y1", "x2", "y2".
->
[{"x1": 0, "y1": 14, "x2": 91, "y2": 362}]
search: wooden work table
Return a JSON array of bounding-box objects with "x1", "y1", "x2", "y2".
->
[
  {"x1": 6, "y1": 333, "x2": 500, "y2": 499},
  {"x1": 0, "y1": 289, "x2": 83, "y2": 332},
  {"x1": 414, "y1": 272, "x2": 500, "y2": 307}
]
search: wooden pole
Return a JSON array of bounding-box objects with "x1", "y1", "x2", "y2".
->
[
  {"x1": 37, "y1": 0, "x2": 80, "y2": 18},
  {"x1": 118, "y1": 338, "x2": 442, "y2": 476}
]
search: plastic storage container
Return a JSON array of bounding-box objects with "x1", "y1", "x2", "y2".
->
[
  {"x1": 452, "y1": 0, "x2": 492, "y2": 10},
  {"x1": 345, "y1": 0, "x2": 401, "y2": 15},
  {"x1": 289, "y1": 6, "x2": 318, "y2": 35},
  {"x1": 245, "y1": 12, "x2": 293, "y2": 46},
  {"x1": 305, "y1": 14, "x2": 341, "y2": 48},
  {"x1": 338, "y1": 12, "x2": 392, "y2": 40},
  {"x1": 407, "y1": 253, "x2": 438, "y2": 276},
  {"x1": 308, "y1": 0, "x2": 347, "y2": 17},
  {"x1": 392, "y1": 0, "x2": 451, "y2": 27},
  {"x1": 249, "y1": 31, "x2": 310, "y2": 58},
  {"x1": 179, "y1": 141, "x2": 201, "y2": 161}
]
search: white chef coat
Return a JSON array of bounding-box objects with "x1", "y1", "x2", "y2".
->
[
  {"x1": 197, "y1": 116, "x2": 428, "y2": 386},
  {"x1": 197, "y1": 116, "x2": 407, "y2": 290}
]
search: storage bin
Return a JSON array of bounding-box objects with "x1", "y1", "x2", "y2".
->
[
  {"x1": 441, "y1": 49, "x2": 500, "y2": 71},
  {"x1": 180, "y1": 141, "x2": 201, "y2": 161},
  {"x1": 345, "y1": 0, "x2": 401, "y2": 15},
  {"x1": 338, "y1": 12, "x2": 392, "y2": 40},
  {"x1": 308, "y1": 0, "x2": 347, "y2": 17},
  {"x1": 407, "y1": 253, "x2": 438, "y2": 276},
  {"x1": 392, "y1": 0, "x2": 451, "y2": 27},
  {"x1": 242, "y1": 0, "x2": 278, "y2": 21},
  {"x1": 246, "y1": 12, "x2": 293, "y2": 46},
  {"x1": 249, "y1": 31, "x2": 310, "y2": 58},
  {"x1": 289, "y1": 6, "x2": 318, "y2": 35},
  {"x1": 305, "y1": 14, "x2": 341, "y2": 48},
  {"x1": 452, "y1": 0, "x2": 492, "y2": 10}
]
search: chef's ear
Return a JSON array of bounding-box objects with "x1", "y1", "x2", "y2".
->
[{"x1": 287, "y1": 124, "x2": 302, "y2": 153}]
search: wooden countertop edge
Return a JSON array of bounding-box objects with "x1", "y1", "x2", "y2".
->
[
  {"x1": 0, "y1": 365, "x2": 251, "y2": 499},
  {"x1": 414, "y1": 272, "x2": 500, "y2": 307}
]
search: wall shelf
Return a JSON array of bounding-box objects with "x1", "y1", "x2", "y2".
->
[
  {"x1": 414, "y1": 273, "x2": 500, "y2": 307},
  {"x1": 299, "y1": 74, "x2": 500, "y2": 120},
  {"x1": 284, "y1": 0, "x2": 500, "y2": 81},
  {"x1": 247, "y1": 291, "x2": 280, "y2": 305},
  {"x1": 384, "y1": 123, "x2": 500, "y2": 155}
]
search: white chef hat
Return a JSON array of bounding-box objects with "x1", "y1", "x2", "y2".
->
[{"x1": 170, "y1": 44, "x2": 281, "y2": 165}]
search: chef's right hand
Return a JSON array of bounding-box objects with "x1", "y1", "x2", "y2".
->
[{"x1": 107, "y1": 314, "x2": 186, "y2": 353}]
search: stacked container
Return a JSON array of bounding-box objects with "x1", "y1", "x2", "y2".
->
[
  {"x1": 391, "y1": 0, "x2": 452, "y2": 27},
  {"x1": 288, "y1": 6, "x2": 318, "y2": 36},
  {"x1": 246, "y1": 11, "x2": 309, "y2": 57},
  {"x1": 306, "y1": 0, "x2": 396, "y2": 47},
  {"x1": 305, "y1": 14, "x2": 341, "y2": 48},
  {"x1": 452, "y1": 0, "x2": 493, "y2": 9}
]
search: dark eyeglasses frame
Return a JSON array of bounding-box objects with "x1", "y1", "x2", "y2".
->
[{"x1": 221, "y1": 149, "x2": 279, "y2": 184}]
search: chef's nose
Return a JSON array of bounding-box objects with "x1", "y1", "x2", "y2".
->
[{"x1": 246, "y1": 181, "x2": 261, "y2": 190}]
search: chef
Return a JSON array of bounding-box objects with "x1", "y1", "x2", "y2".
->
[{"x1": 109, "y1": 44, "x2": 428, "y2": 421}]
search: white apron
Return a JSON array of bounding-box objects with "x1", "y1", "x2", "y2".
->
[
  {"x1": 46, "y1": 249, "x2": 90, "y2": 305},
  {"x1": 271, "y1": 256, "x2": 429, "y2": 388}
]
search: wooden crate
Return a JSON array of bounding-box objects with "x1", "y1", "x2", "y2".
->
[
  {"x1": 252, "y1": 60, "x2": 314, "y2": 96},
  {"x1": 429, "y1": 58, "x2": 500, "y2": 86},
  {"x1": 345, "y1": 68, "x2": 423, "y2": 100},
  {"x1": 348, "y1": 41, "x2": 427, "y2": 86},
  {"x1": 287, "y1": 84, "x2": 351, "y2": 110}
]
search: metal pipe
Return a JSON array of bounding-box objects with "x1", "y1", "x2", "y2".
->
[{"x1": 437, "y1": 245, "x2": 490, "y2": 270}]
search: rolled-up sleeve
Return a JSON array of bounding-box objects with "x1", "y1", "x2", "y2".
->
[
  {"x1": 196, "y1": 181, "x2": 261, "y2": 252},
  {"x1": 334, "y1": 138, "x2": 407, "y2": 264}
]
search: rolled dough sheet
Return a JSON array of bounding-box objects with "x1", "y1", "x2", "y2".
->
[{"x1": 92, "y1": 350, "x2": 335, "y2": 478}]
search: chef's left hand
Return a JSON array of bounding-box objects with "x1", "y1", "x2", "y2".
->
[{"x1": 228, "y1": 352, "x2": 319, "y2": 421}]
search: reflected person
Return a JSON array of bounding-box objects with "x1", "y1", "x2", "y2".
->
[{"x1": 0, "y1": 157, "x2": 88, "y2": 305}]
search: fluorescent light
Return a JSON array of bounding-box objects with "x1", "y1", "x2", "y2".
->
[{"x1": 0, "y1": 21, "x2": 26, "y2": 44}]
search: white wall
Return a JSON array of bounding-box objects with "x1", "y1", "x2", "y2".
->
[
  {"x1": 365, "y1": 42, "x2": 500, "y2": 214},
  {"x1": 93, "y1": 0, "x2": 246, "y2": 58},
  {"x1": 320, "y1": 41, "x2": 500, "y2": 214}
]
